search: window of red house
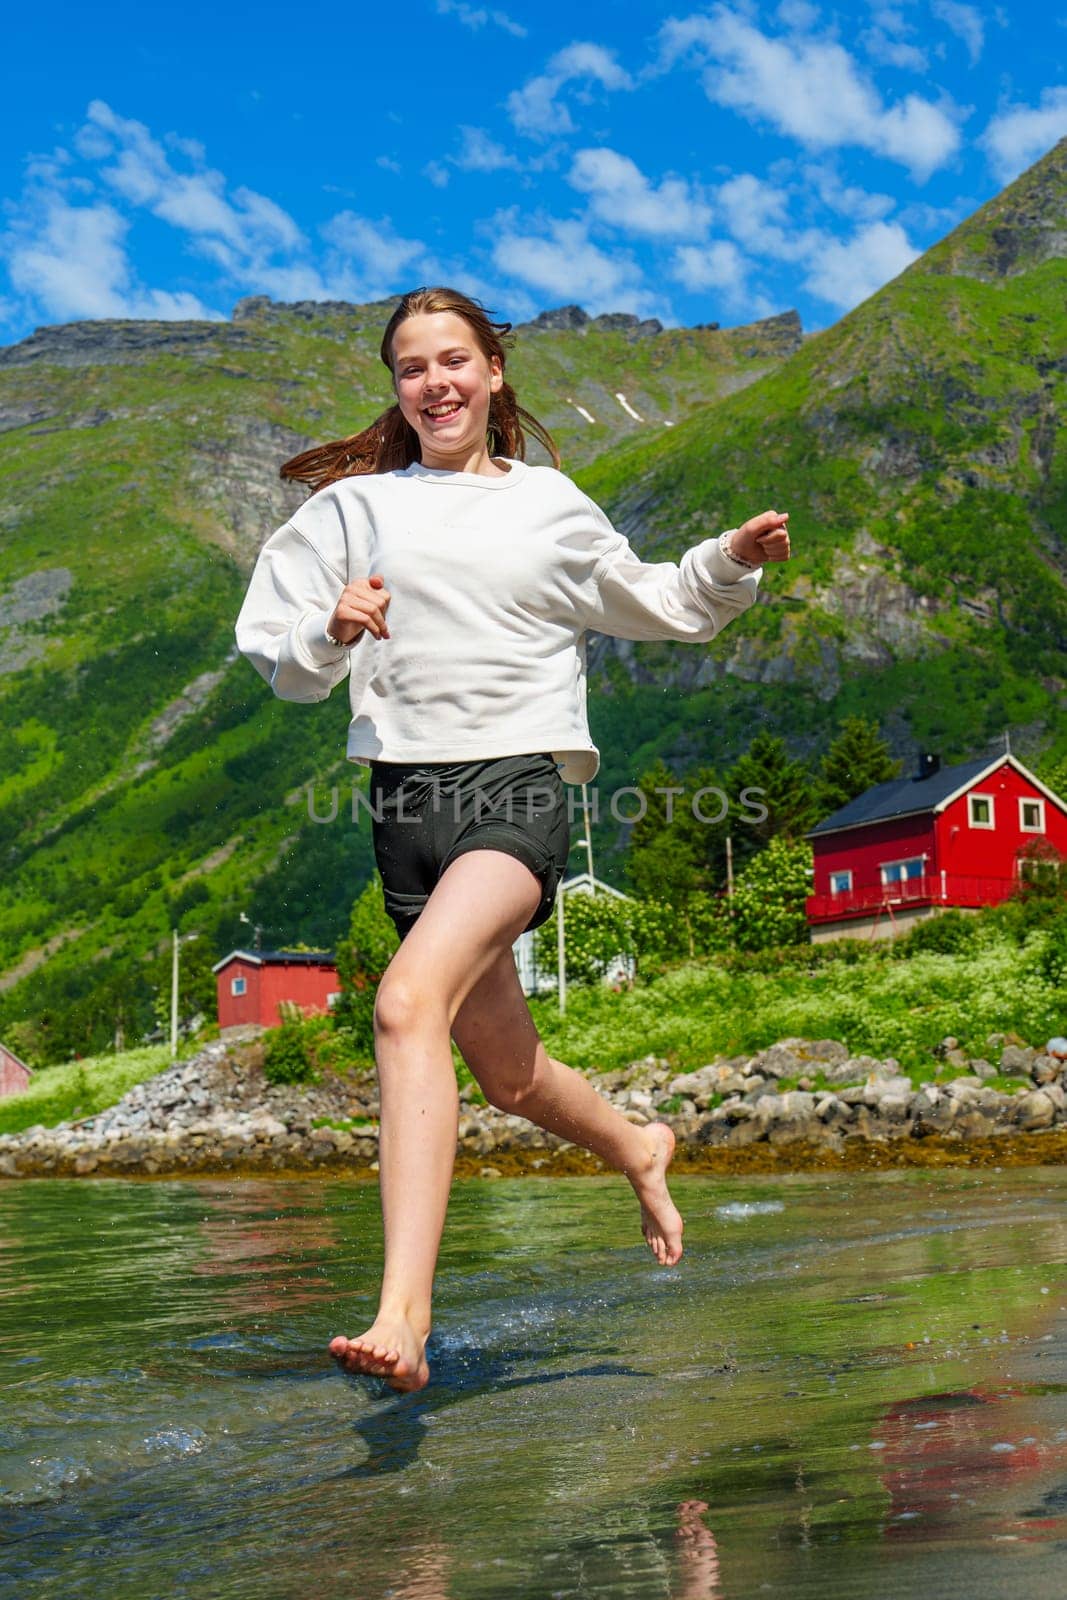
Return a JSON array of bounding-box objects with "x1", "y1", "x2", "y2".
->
[
  {"x1": 881, "y1": 858, "x2": 923, "y2": 886},
  {"x1": 231, "y1": 976, "x2": 247, "y2": 996},
  {"x1": 1019, "y1": 797, "x2": 1045, "y2": 833},
  {"x1": 969, "y1": 793, "x2": 995, "y2": 828},
  {"x1": 829, "y1": 870, "x2": 852, "y2": 894}
]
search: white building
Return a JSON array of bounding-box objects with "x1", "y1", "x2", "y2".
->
[{"x1": 512, "y1": 872, "x2": 634, "y2": 996}]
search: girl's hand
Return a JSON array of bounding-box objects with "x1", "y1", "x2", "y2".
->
[
  {"x1": 327, "y1": 574, "x2": 391, "y2": 643},
  {"x1": 731, "y1": 510, "x2": 791, "y2": 566}
]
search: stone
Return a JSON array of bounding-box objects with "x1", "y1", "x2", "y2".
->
[
  {"x1": 776, "y1": 1091, "x2": 817, "y2": 1120},
  {"x1": 969, "y1": 1058, "x2": 997, "y2": 1081},
  {"x1": 1016, "y1": 1090, "x2": 1056, "y2": 1131},
  {"x1": 912, "y1": 1092, "x2": 956, "y2": 1136},
  {"x1": 725, "y1": 1121, "x2": 765, "y2": 1149},
  {"x1": 1031, "y1": 1056, "x2": 1060, "y2": 1086},
  {"x1": 863, "y1": 1075, "x2": 914, "y2": 1104},
  {"x1": 1041, "y1": 1081, "x2": 1066, "y2": 1114},
  {"x1": 954, "y1": 1110, "x2": 997, "y2": 1140},
  {"x1": 1001, "y1": 1044, "x2": 1036, "y2": 1075},
  {"x1": 748, "y1": 1045, "x2": 804, "y2": 1079}
]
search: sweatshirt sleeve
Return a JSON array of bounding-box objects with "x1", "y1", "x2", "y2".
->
[
  {"x1": 581, "y1": 497, "x2": 762, "y2": 644},
  {"x1": 235, "y1": 515, "x2": 354, "y2": 704}
]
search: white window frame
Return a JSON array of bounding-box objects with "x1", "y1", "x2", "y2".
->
[
  {"x1": 968, "y1": 792, "x2": 995, "y2": 829},
  {"x1": 1019, "y1": 796, "x2": 1045, "y2": 834},
  {"x1": 231, "y1": 975, "x2": 247, "y2": 996},
  {"x1": 880, "y1": 857, "x2": 924, "y2": 887},
  {"x1": 829, "y1": 869, "x2": 853, "y2": 895}
]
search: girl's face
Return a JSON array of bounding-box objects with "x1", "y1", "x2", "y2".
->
[{"x1": 390, "y1": 311, "x2": 504, "y2": 469}]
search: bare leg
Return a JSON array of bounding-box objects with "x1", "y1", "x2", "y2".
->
[
  {"x1": 451, "y1": 948, "x2": 684, "y2": 1266},
  {"x1": 330, "y1": 851, "x2": 542, "y2": 1390}
]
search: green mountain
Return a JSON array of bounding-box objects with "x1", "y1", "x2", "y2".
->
[
  {"x1": 579, "y1": 140, "x2": 1066, "y2": 804},
  {"x1": 0, "y1": 140, "x2": 1063, "y2": 1062}
]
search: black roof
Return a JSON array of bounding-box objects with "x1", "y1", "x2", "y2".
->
[
  {"x1": 212, "y1": 948, "x2": 336, "y2": 972},
  {"x1": 808, "y1": 756, "x2": 998, "y2": 837}
]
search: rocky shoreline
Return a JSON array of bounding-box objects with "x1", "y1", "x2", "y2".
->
[{"x1": 3, "y1": 1034, "x2": 1067, "y2": 1180}]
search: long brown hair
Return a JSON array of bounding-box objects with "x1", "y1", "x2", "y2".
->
[{"x1": 280, "y1": 286, "x2": 560, "y2": 490}]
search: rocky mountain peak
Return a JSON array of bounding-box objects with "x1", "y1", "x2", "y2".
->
[{"x1": 920, "y1": 135, "x2": 1067, "y2": 283}]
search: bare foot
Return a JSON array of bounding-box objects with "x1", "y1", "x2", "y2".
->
[
  {"x1": 629, "y1": 1122, "x2": 684, "y2": 1266},
  {"x1": 329, "y1": 1314, "x2": 431, "y2": 1392}
]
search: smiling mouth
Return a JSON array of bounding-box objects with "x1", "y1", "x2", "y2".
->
[{"x1": 424, "y1": 401, "x2": 463, "y2": 420}]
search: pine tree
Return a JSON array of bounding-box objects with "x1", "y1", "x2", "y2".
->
[
  {"x1": 627, "y1": 760, "x2": 709, "y2": 900},
  {"x1": 726, "y1": 731, "x2": 819, "y2": 858},
  {"x1": 817, "y1": 716, "x2": 901, "y2": 819}
]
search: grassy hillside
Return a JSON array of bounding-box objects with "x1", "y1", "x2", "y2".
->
[
  {"x1": 0, "y1": 141, "x2": 1063, "y2": 1063},
  {"x1": 578, "y1": 139, "x2": 1066, "y2": 813}
]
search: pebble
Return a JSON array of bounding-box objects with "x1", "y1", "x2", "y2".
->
[{"x1": 2, "y1": 1031, "x2": 1064, "y2": 1179}]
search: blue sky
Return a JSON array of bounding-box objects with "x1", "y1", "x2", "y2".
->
[{"x1": 1, "y1": 0, "x2": 1064, "y2": 344}]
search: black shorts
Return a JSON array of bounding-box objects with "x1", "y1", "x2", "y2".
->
[{"x1": 369, "y1": 752, "x2": 572, "y2": 941}]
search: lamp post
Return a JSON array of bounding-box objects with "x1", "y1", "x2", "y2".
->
[{"x1": 170, "y1": 930, "x2": 199, "y2": 1059}]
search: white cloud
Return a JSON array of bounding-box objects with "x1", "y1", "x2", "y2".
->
[
  {"x1": 453, "y1": 125, "x2": 522, "y2": 172},
  {"x1": 0, "y1": 191, "x2": 215, "y2": 324},
  {"x1": 321, "y1": 213, "x2": 425, "y2": 281},
  {"x1": 567, "y1": 147, "x2": 712, "y2": 237},
  {"x1": 507, "y1": 42, "x2": 633, "y2": 139},
  {"x1": 861, "y1": 29, "x2": 928, "y2": 73},
  {"x1": 436, "y1": 0, "x2": 526, "y2": 36},
  {"x1": 802, "y1": 163, "x2": 895, "y2": 222},
  {"x1": 671, "y1": 239, "x2": 749, "y2": 297},
  {"x1": 776, "y1": 0, "x2": 820, "y2": 27},
  {"x1": 979, "y1": 87, "x2": 1067, "y2": 183},
  {"x1": 491, "y1": 211, "x2": 660, "y2": 316},
  {"x1": 715, "y1": 173, "x2": 797, "y2": 252},
  {"x1": 0, "y1": 102, "x2": 435, "y2": 333},
  {"x1": 932, "y1": 0, "x2": 984, "y2": 66},
  {"x1": 801, "y1": 219, "x2": 919, "y2": 308},
  {"x1": 659, "y1": 7, "x2": 960, "y2": 179},
  {"x1": 86, "y1": 101, "x2": 305, "y2": 258}
]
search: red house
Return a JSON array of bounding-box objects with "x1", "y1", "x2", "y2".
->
[
  {"x1": 0, "y1": 1041, "x2": 32, "y2": 1099},
  {"x1": 213, "y1": 950, "x2": 340, "y2": 1033},
  {"x1": 806, "y1": 753, "x2": 1067, "y2": 941}
]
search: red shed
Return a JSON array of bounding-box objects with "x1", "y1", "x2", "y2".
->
[
  {"x1": 213, "y1": 950, "x2": 340, "y2": 1032},
  {"x1": 0, "y1": 1041, "x2": 33, "y2": 1099},
  {"x1": 806, "y1": 753, "x2": 1067, "y2": 941}
]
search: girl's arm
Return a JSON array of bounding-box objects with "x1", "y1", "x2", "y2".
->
[
  {"x1": 235, "y1": 518, "x2": 354, "y2": 703},
  {"x1": 582, "y1": 505, "x2": 789, "y2": 644}
]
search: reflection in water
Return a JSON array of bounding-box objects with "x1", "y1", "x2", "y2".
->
[
  {"x1": 673, "y1": 1501, "x2": 722, "y2": 1600},
  {"x1": 2, "y1": 1170, "x2": 1067, "y2": 1599},
  {"x1": 879, "y1": 1385, "x2": 1067, "y2": 1541},
  {"x1": 192, "y1": 1185, "x2": 341, "y2": 1315}
]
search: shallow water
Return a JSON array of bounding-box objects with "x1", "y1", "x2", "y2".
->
[{"x1": 2, "y1": 1169, "x2": 1067, "y2": 1599}]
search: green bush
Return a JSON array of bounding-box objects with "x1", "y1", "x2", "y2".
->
[
  {"x1": 262, "y1": 1007, "x2": 316, "y2": 1085},
  {"x1": 899, "y1": 909, "x2": 980, "y2": 957},
  {"x1": 333, "y1": 873, "x2": 399, "y2": 1053},
  {"x1": 727, "y1": 836, "x2": 813, "y2": 951}
]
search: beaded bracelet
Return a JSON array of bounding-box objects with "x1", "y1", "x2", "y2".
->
[{"x1": 718, "y1": 530, "x2": 758, "y2": 569}]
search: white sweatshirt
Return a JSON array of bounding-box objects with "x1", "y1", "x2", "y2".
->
[{"x1": 235, "y1": 458, "x2": 761, "y2": 784}]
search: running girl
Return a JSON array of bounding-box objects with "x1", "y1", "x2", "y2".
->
[{"x1": 236, "y1": 287, "x2": 791, "y2": 1391}]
